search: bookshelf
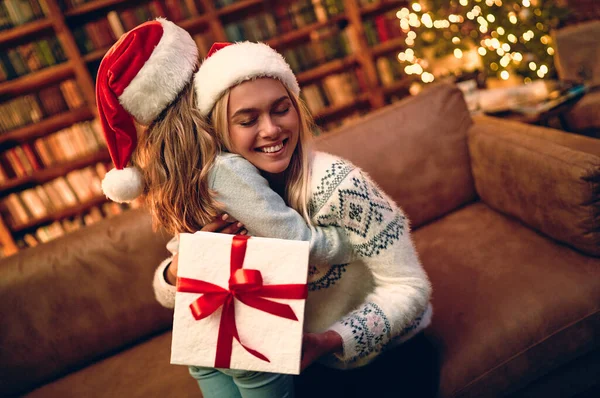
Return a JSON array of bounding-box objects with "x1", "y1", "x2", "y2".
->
[{"x1": 0, "y1": 0, "x2": 412, "y2": 257}]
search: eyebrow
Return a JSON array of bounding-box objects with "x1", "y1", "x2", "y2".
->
[{"x1": 231, "y1": 95, "x2": 290, "y2": 119}]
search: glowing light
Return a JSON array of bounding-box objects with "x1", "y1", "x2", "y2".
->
[
  {"x1": 478, "y1": 47, "x2": 487, "y2": 56},
  {"x1": 486, "y1": 0, "x2": 494, "y2": 6},
  {"x1": 397, "y1": 8, "x2": 410, "y2": 19},
  {"x1": 540, "y1": 35, "x2": 550, "y2": 45},
  {"x1": 496, "y1": 48, "x2": 505, "y2": 56},
  {"x1": 454, "y1": 48, "x2": 464, "y2": 58},
  {"x1": 479, "y1": 25, "x2": 488, "y2": 33},
  {"x1": 460, "y1": 0, "x2": 469, "y2": 6},
  {"x1": 421, "y1": 72, "x2": 435, "y2": 83},
  {"x1": 452, "y1": 37, "x2": 461, "y2": 44},
  {"x1": 524, "y1": 77, "x2": 532, "y2": 84},
  {"x1": 529, "y1": 62, "x2": 537, "y2": 70},
  {"x1": 547, "y1": 47, "x2": 555, "y2": 55},
  {"x1": 490, "y1": 62, "x2": 499, "y2": 71},
  {"x1": 412, "y1": 3, "x2": 422, "y2": 12},
  {"x1": 539, "y1": 65, "x2": 548, "y2": 74},
  {"x1": 522, "y1": 0, "x2": 531, "y2": 7},
  {"x1": 500, "y1": 70, "x2": 510, "y2": 80},
  {"x1": 422, "y1": 14, "x2": 433, "y2": 28},
  {"x1": 487, "y1": 14, "x2": 495, "y2": 23},
  {"x1": 509, "y1": 13, "x2": 518, "y2": 24},
  {"x1": 491, "y1": 38, "x2": 500, "y2": 48},
  {"x1": 497, "y1": 27, "x2": 505, "y2": 35},
  {"x1": 500, "y1": 56, "x2": 510, "y2": 67},
  {"x1": 537, "y1": 69, "x2": 545, "y2": 78},
  {"x1": 512, "y1": 52, "x2": 523, "y2": 61},
  {"x1": 507, "y1": 34, "x2": 517, "y2": 43},
  {"x1": 502, "y1": 43, "x2": 511, "y2": 52},
  {"x1": 467, "y1": 12, "x2": 474, "y2": 20}
]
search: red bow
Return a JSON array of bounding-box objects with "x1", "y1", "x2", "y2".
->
[{"x1": 176, "y1": 235, "x2": 308, "y2": 368}]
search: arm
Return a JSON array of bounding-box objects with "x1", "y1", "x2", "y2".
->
[
  {"x1": 211, "y1": 154, "x2": 354, "y2": 265},
  {"x1": 315, "y1": 164, "x2": 432, "y2": 364}
]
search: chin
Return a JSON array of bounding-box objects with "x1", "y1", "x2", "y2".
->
[{"x1": 257, "y1": 159, "x2": 292, "y2": 175}]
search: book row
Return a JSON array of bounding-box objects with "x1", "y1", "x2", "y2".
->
[
  {"x1": 0, "y1": 79, "x2": 84, "y2": 133},
  {"x1": 376, "y1": 54, "x2": 405, "y2": 87},
  {"x1": 0, "y1": 119, "x2": 104, "y2": 181},
  {"x1": 0, "y1": 161, "x2": 108, "y2": 227},
  {"x1": 0, "y1": 0, "x2": 48, "y2": 30},
  {"x1": 302, "y1": 70, "x2": 364, "y2": 114},
  {"x1": 0, "y1": 36, "x2": 67, "y2": 82},
  {"x1": 14, "y1": 199, "x2": 140, "y2": 251},
  {"x1": 364, "y1": 10, "x2": 404, "y2": 47}
]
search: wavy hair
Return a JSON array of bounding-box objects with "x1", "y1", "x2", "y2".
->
[{"x1": 132, "y1": 82, "x2": 221, "y2": 234}]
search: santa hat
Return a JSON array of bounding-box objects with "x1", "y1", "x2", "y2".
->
[
  {"x1": 96, "y1": 18, "x2": 198, "y2": 203},
  {"x1": 194, "y1": 41, "x2": 300, "y2": 116}
]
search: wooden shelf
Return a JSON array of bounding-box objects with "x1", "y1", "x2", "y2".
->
[
  {"x1": 0, "y1": 108, "x2": 95, "y2": 145},
  {"x1": 64, "y1": 0, "x2": 129, "y2": 18},
  {"x1": 0, "y1": 19, "x2": 54, "y2": 47},
  {"x1": 371, "y1": 36, "x2": 405, "y2": 58},
  {"x1": 314, "y1": 93, "x2": 371, "y2": 122},
  {"x1": 217, "y1": 0, "x2": 263, "y2": 17},
  {"x1": 0, "y1": 62, "x2": 73, "y2": 97},
  {"x1": 297, "y1": 55, "x2": 359, "y2": 85},
  {"x1": 0, "y1": 149, "x2": 110, "y2": 196},
  {"x1": 10, "y1": 194, "x2": 109, "y2": 233},
  {"x1": 267, "y1": 14, "x2": 347, "y2": 49},
  {"x1": 179, "y1": 14, "x2": 211, "y2": 32},
  {"x1": 360, "y1": 0, "x2": 406, "y2": 18},
  {"x1": 383, "y1": 77, "x2": 411, "y2": 96},
  {"x1": 83, "y1": 47, "x2": 110, "y2": 63}
]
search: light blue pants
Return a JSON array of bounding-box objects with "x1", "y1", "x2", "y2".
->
[{"x1": 188, "y1": 366, "x2": 294, "y2": 398}]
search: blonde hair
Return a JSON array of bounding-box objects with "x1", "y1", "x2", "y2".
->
[
  {"x1": 133, "y1": 79, "x2": 314, "y2": 234},
  {"x1": 133, "y1": 82, "x2": 221, "y2": 234},
  {"x1": 211, "y1": 83, "x2": 314, "y2": 222}
]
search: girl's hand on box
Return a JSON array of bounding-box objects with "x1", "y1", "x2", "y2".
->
[
  {"x1": 301, "y1": 331, "x2": 343, "y2": 371},
  {"x1": 165, "y1": 214, "x2": 246, "y2": 285}
]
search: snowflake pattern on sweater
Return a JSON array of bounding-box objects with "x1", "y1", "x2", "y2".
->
[{"x1": 341, "y1": 302, "x2": 392, "y2": 361}]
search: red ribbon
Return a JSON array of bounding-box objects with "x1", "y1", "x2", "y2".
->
[{"x1": 176, "y1": 235, "x2": 308, "y2": 368}]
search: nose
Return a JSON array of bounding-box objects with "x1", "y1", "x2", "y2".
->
[{"x1": 258, "y1": 115, "x2": 281, "y2": 138}]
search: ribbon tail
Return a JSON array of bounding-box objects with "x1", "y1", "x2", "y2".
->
[
  {"x1": 215, "y1": 296, "x2": 235, "y2": 368},
  {"x1": 237, "y1": 294, "x2": 299, "y2": 321}
]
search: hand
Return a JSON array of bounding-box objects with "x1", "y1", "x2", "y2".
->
[
  {"x1": 301, "y1": 331, "x2": 343, "y2": 371},
  {"x1": 165, "y1": 214, "x2": 247, "y2": 285}
]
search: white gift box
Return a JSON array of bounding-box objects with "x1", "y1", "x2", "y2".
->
[{"x1": 170, "y1": 232, "x2": 309, "y2": 375}]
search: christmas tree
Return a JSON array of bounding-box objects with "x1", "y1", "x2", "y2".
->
[{"x1": 396, "y1": 0, "x2": 568, "y2": 84}]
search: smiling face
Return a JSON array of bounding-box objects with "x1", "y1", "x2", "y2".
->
[{"x1": 227, "y1": 78, "x2": 300, "y2": 176}]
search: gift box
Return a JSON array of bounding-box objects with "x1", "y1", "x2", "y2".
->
[{"x1": 170, "y1": 232, "x2": 309, "y2": 375}]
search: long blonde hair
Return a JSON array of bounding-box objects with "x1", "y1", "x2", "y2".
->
[
  {"x1": 211, "y1": 83, "x2": 314, "y2": 222},
  {"x1": 133, "y1": 79, "x2": 314, "y2": 234},
  {"x1": 133, "y1": 82, "x2": 221, "y2": 234}
]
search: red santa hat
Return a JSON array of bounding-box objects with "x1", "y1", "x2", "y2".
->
[
  {"x1": 194, "y1": 41, "x2": 300, "y2": 116},
  {"x1": 96, "y1": 18, "x2": 198, "y2": 203}
]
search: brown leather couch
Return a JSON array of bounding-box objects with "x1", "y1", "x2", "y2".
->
[{"x1": 1, "y1": 84, "x2": 599, "y2": 398}]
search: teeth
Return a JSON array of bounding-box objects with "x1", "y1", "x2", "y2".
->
[{"x1": 260, "y1": 143, "x2": 284, "y2": 153}]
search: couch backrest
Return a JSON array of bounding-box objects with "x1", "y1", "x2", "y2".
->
[
  {"x1": 314, "y1": 83, "x2": 477, "y2": 228},
  {"x1": 0, "y1": 209, "x2": 172, "y2": 397}
]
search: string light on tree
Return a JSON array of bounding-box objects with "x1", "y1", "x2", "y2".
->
[{"x1": 395, "y1": 0, "x2": 567, "y2": 83}]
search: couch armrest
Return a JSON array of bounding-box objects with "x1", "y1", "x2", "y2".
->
[{"x1": 468, "y1": 115, "x2": 600, "y2": 256}]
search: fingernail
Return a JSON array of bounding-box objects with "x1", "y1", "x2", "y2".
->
[{"x1": 222, "y1": 214, "x2": 229, "y2": 221}]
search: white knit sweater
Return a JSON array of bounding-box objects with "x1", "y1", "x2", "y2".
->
[{"x1": 153, "y1": 152, "x2": 432, "y2": 369}]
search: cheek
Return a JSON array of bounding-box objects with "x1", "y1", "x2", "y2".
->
[{"x1": 229, "y1": 127, "x2": 252, "y2": 152}]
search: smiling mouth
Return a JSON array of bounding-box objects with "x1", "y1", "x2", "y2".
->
[{"x1": 256, "y1": 139, "x2": 288, "y2": 154}]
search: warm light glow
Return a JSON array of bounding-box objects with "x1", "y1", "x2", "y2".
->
[
  {"x1": 522, "y1": 0, "x2": 531, "y2": 7},
  {"x1": 397, "y1": 8, "x2": 410, "y2": 18},
  {"x1": 452, "y1": 37, "x2": 461, "y2": 44},
  {"x1": 421, "y1": 72, "x2": 435, "y2": 83},
  {"x1": 540, "y1": 35, "x2": 550, "y2": 45},
  {"x1": 539, "y1": 65, "x2": 548, "y2": 73},
  {"x1": 497, "y1": 27, "x2": 505, "y2": 35},
  {"x1": 507, "y1": 34, "x2": 517, "y2": 43},
  {"x1": 502, "y1": 43, "x2": 511, "y2": 52},
  {"x1": 537, "y1": 69, "x2": 545, "y2": 78},
  {"x1": 454, "y1": 48, "x2": 464, "y2": 58},
  {"x1": 490, "y1": 62, "x2": 499, "y2": 71},
  {"x1": 500, "y1": 70, "x2": 510, "y2": 80},
  {"x1": 547, "y1": 47, "x2": 555, "y2": 55},
  {"x1": 478, "y1": 47, "x2": 487, "y2": 56},
  {"x1": 500, "y1": 56, "x2": 510, "y2": 67},
  {"x1": 486, "y1": 14, "x2": 495, "y2": 23},
  {"x1": 529, "y1": 62, "x2": 537, "y2": 70},
  {"x1": 460, "y1": 0, "x2": 469, "y2": 6},
  {"x1": 512, "y1": 52, "x2": 523, "y2": 61},
  {"x1": 496, "y1": 48, "x2": 505, "y2": 56},
  {"x1": 412, "y1": 3, "x2": 422, "y2": 12},
  {"x1": 509, "y1": 13, "x2": 518, "y2": 24}
]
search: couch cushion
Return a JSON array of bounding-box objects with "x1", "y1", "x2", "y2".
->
[
  {"x1": 0, "y1": 209, "x2": 173, "y2": 396},
  {"x1": 313, "y1": 83, "x2": 476, "y2": 228},
  {"x1": 565, "y1": 89, "x2": 600, "y2": 132},
  {"x1": 469, "y1": 116, "x2": 600, "y2": 256},
  {"x1": 24, "y1": 331, "x2": 201, "y2": 398},
  {"x1": 413, "y1": 202, "x2": 600, "y2": 398}
]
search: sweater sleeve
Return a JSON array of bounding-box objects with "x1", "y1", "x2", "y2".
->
[
  {"x1": 211, "y1": 154, "x2": 353, "y2": 265},
  {"x1": 152, "y1": 236, "x2": 179, "y2": 309},
  {"x1": 314, "y1": 164, "x2": 432, "y2": 364}
]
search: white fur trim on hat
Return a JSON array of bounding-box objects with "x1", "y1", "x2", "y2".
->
[
  {"x1": 194, "y1": 42, "x2": 300, "y2": 116},
  {"x1": 101, "y1": 167, "x2": 144, "y2": 203},
  {"x1": 119, "y1": 18, "x2": 198, "y2": 125}
]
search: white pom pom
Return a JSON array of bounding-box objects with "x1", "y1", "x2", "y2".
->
[{"x1": 101, "y1": 167, "x2": 144, "y2": 203}]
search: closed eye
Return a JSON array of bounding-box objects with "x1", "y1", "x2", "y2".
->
[
  {"x1": 273, "y1": 107, "x2": 290, "y2": 115},
  {"x1": 239, "y1": 118, "x2": 257, "y2": 127}
]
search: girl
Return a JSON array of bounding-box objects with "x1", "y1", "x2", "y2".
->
[{"x1": 97, "y1": 20, "x2": 433, "y2": 398}]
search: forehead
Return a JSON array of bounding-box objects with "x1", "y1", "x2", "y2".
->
[{"x1": 228, "y1": 78, "x2": 289, "y2": 110}]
